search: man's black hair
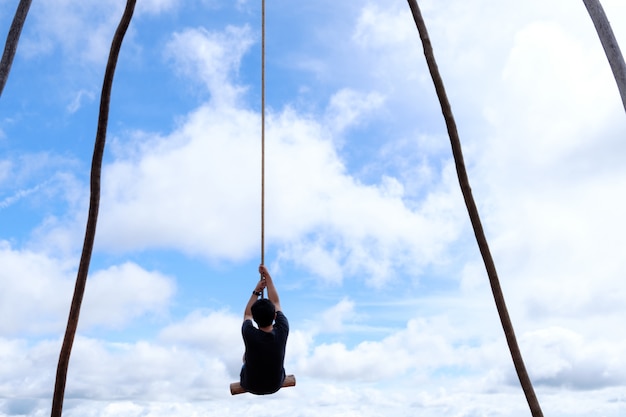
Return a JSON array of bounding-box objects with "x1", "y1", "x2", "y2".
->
[{"x1": 251, "y1": 298, "x2": 275, "y2": 327}]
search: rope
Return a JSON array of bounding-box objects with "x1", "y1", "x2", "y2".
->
[{"x1": 260, "y1": 0, "x2": 266, "y2": 297}]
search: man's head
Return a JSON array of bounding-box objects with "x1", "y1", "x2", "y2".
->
[{"x1": 251, "y1": 298, "x2": 276, "y2": 327}]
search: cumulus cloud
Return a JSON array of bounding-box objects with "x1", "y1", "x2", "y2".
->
[
  {"x1": 0, "y1": 242, "x2": 176, "y2": 335},
  {"x1": 318, "y1": 297, "x2": 357, "y2": 333},
  {"x1": 3, "y1": 1, "x2": 626, "y2": 416},
  {"x1": 353, "y1": 4, "x2": 414, "y2": 48},
  {"x1": 99, "y1": 103, "x2": 260, "y2": 260},
  {"x1": 158, "y1": 309, "x2": 243, "y2": 375},
  {"x1": 0, "y1": 336, "x2": 232, "y2": 405},
  {"x1": 299, "y1": 316, "x2": 468, "y2": 383},
  {"x1": 22, "y1": 0, "x2": 127, "y2": 64},
  {"x1": 0, "y1": 242, "x2": 75, "y2": 335},
  {"x1": 136, "y1": 0, "x2": 181, "y2": 15},
  {"x1": 94, "y1": 25, "x2": 467, "y2": 286},
  {"x1": 164, "y1": 26, "x2": 254, "y2": 104},
  {"x1": 468, "y1": 0, "x2": 626, "y2": 340},
  {"x1": 21, "y1": 0, "x2": 184, "y2": 64},
  {"x1": 159, "y1": 310, "x2": 240, "y2": 350},
  {"x1": 81, "y1": 262, "x2": 176, "y2": 329},
  {"x1": 0, "y1": 338, "x2": 58, "y2": 399},
  {"x1": 519, "y1": 327, "x2": 626, "y2": 390},
  {"x1": 324, "y1": 88, "x2": 385, "y2": 136},
  {"x1": 65, "y1": 336, "x2": 231, "y2": 401}
]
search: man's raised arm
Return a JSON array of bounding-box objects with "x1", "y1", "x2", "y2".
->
[
  {"x1": 259, "y1": 265, "x2": 281, "y2": 312},
  {"x1": 244, "y1": 278, "x2": 266, "y2": 321}
]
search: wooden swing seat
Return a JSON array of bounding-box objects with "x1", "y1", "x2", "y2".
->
[{"x1": 230, "y1": 374, "x2": 296, "y2": 395}]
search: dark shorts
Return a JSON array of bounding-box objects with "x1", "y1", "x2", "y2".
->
[{"x1": 240, "y1": 364, "x2": 285, "y2": 395}]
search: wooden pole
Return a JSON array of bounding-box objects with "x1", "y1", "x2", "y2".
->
[
  {"x1": 582, "y1": 0, "x2": 626, "y2": 113},
  {"x1": 0, "y1": 0, "x2": 33, "y2": 97},
  {"x1": 405, "y1": 1, "x2": 544, "y2": 416},
  {"x1": 50, "y1": 2, "x2": 137, "y2": 416}
]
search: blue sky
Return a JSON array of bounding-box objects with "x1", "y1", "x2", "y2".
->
[{"x1": 1, "y1": 0, "x2": 626, "y2": 416}]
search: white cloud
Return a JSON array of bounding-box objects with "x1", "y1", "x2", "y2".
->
[
  {"x1": 0, "y1": 242, "x2": 74, "y2": 335},
  {"x1": 81, "y1": 262, "x2": 176, "y2": 329},
  {"x1": 1, "y1": 309, "x2": 625, "y2": 416},
  {"x1": 0, "y1": 242, "x2": 176, "y2": 335},
  {"x1": 353, "y1": 4, "x2": 413, "y2": 49},
  {"x1": 299, "y1": 317, "x2": 461, "y2": 383},
  {"x1": 21, "y1": 0, "x2": 186, "y2": 64},
  {"x1": 65, "y1": 336, "x2": 230, "y2": 401},
  {"x1": 466, "y1": 2, "x2": 626, "y2": 349},
  {"x1": 3, "y1": 1, "x2": 626, "y2": 416},
  {"x1": 99, "y1": 102, "x2": 260, "y2": 261},
  {"x1": 0, "y1": 337, "x2": 63, "y2": 406},
  {"x1": 0, "y1": 183, "x2": 43, "y2": 209},
  {"x1": 319, "y1": 297, "x2": 356, "y2": 333},
  {"x1": 0, "y1": 336, "x2": 231, "y2": 404},
  {"x1": 297, "y1": 297, "x2": 359, "y2": 337},
  {"x1": 324, "y1": 88, "x2": 385, "y2": 136},
  {"x1": 158, "y1": 309, "x2": 243, "y2": 374},
  {"x1": 23, "y1": 0, "x2": 126, "y2": 64},
  {"x1": 159, "y1": 309, "x2": 240, "y2": 350},
  {"x1": 497, "y1": 20, "x2": 619, "y2": 157},
  {"x1": 67, "y1": 89, "x2": 96, "y2": 114},
  {"x1": 136, "y1": 0, "x2": 180, "y2": 15},
  {"x1": 519, "y1": 327, "x2": 626, "y2": 390},
  {"x1": 274, "y1": 156, "x2": 466, "y2": 286},
  {"x1": 93, "y1": 25, "x2": 467, "y2": 287},
  {"x1": 164, "y1": 26, "x2": 254, "y2": 105}
]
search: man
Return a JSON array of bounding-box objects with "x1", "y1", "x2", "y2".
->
[{"x1": 240, "y1": 264, "x2": 289, "y2": 395}]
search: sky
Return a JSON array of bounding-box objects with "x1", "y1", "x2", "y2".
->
[{"x1": 1, "y1": 0, "x2": 626, "y2": 416}]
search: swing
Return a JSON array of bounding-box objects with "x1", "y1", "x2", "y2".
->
[
  {"x1": 230, "y1": 0, "x2": 295, "y2": 396},
  {"x1": 230, "y1": 374, "x2": 296, "y2": 395}
]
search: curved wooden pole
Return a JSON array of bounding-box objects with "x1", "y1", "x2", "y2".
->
[
  {"x1": 582, "y1": 0, "x2": 626, "y2": 113},
  {"x1": 50, "y1": 1, "x2": 137, "y2": 416},
  {"x1": 0, "y1": 0, "x2": 33, "y2": 97},
  {"x1": 406, "y1": 1, "x2": 544, "y2": 416}
]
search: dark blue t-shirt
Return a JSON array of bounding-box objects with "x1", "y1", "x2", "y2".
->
[{"x1": 240, "y1": 311, "x2": 289, "y2": 394}]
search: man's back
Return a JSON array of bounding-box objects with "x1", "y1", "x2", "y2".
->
[{"x1": 240, "y1": 311, "x2": 289, "y2": 394}]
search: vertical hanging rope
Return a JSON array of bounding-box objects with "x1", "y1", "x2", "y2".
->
[{"x1": 260, "y1": 0, "x2": 266, "y2": 297}]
